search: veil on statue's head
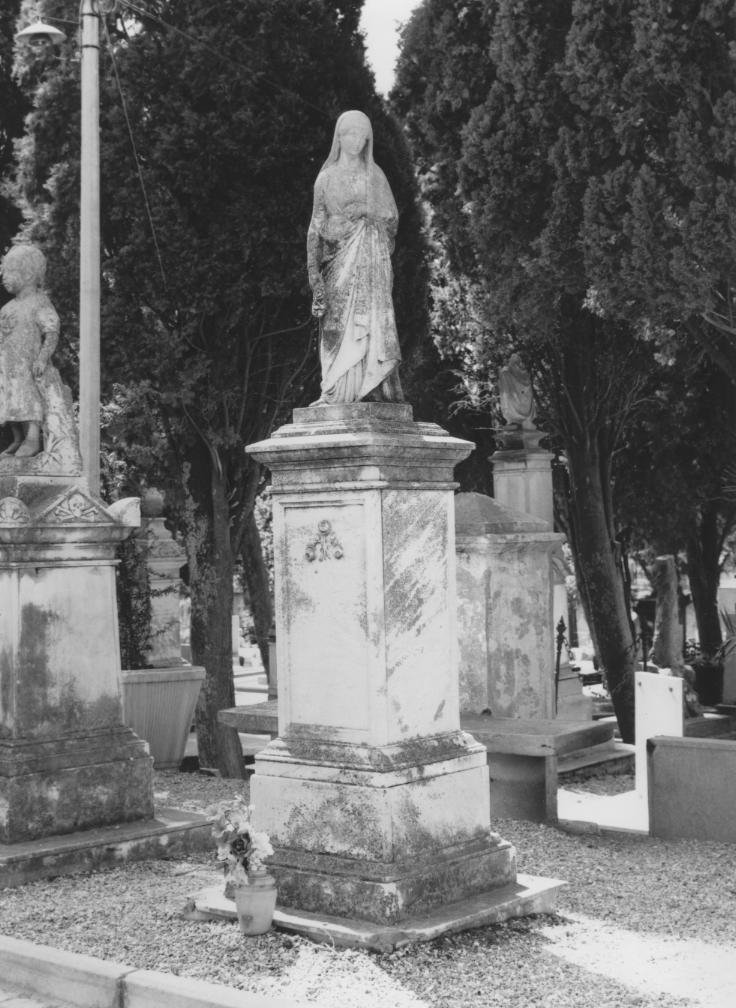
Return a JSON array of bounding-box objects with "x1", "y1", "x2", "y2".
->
[{"x1": 321, "y1": 110, "x2": 374, "y2": 174}]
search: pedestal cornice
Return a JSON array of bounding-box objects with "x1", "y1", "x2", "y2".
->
[{"x1": 247, "y1": 403, "x2": 473, "y2": 490}]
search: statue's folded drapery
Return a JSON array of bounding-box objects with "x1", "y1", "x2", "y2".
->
[{"x1": 307, "y1": 111, "x2": 402, "y2": 404}]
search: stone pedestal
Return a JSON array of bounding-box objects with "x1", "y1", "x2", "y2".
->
[
  {"x1": 491, "y1": 442, "x2": 554, "y2": 532},
  {"x1": 246, "y1": 404, "x2": 517, "y2": 926},
  {"x1": 455, "y1": 493, "x2": 559, "y2": 718},
  {"x1": 0, "y1": 478, "x2": 153, "y2": 843},
  {"x1": 491, "y1": 439, "x2": 590, "y2": 722},
  {"x1": 455, "y1": 492, "x2": 590, "y2": 722}
]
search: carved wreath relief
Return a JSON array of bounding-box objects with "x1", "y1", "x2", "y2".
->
[{"x1": 305, "y1": 519, "x2": 344, "y2": 562}]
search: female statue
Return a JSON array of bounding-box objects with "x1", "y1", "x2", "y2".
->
[
  {"x1": 498, "y1": 353, "x2": 536, "y2": 429},
  {"x1": 0, "y1": 244, "x2": 59, "y2": 457},
  {"x1": 307, "y1": 110, "x2": 403, "y2": 404}
]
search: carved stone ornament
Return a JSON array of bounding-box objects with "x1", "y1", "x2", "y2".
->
[
  {"x1": 38, "y1": 487, "x2": 110, "y2": 525},
  {"x1": 0, "y1": 495, "x2": 31, "y2": 525},
  {"x1": 305, "y1": 519, "x2": 344, "y2": 562}
]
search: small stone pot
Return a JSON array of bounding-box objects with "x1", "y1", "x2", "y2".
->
[{"x1": 233, "y1": 872, "x2": 277, "y2": 936}]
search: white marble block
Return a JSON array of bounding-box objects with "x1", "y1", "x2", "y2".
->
[
  {"x1": 0, "y1": 479, "x2": 153, "y2": 843},
  {"x1": 246, "y1": 403, "x2": 517, "y2": 925},
  {"x1": 455, "y1": 492, "x2": 590, "y2": 721}
]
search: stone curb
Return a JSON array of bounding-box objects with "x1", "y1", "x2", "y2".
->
[{"x1": 0, "y1": 936, "x2": 302, "y2": 1008}]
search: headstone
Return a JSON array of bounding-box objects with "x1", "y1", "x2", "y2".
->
[{"x1": 635, "y1": 670, "x2": 683, "y2": 807}]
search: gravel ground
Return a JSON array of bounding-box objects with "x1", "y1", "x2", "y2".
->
[{"x1": 1, "y1": 769, "x2": 735, "y2": 1008}]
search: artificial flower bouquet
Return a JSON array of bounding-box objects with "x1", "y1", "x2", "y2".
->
[{"x1": 209, "y1": 797, "x2": 273, "y2": 887}]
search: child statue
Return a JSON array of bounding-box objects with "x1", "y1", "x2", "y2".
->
[
  {"x1": 307, "y1": 110, "x2": 403, "y2": 404},
  {"x1": 0, "y1": 244, "x2": 59, "y2": 457}
]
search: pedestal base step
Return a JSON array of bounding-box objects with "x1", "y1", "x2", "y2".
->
[
  {"x1": 185, "y1": 873, "x2": 565, "y2": 952},
  {"x1": 0, "y1": 807, "x2": 213, "y2": 888}
]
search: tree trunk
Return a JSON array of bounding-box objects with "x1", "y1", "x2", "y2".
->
[
  {"x1": 686, "y1": 507, "x2": 723, "y2": 658},
  {"x1": 566, "y1": 441, "x2": 636, "y2": 742},
  {"x1": 240, "y1": 509, "x2": 273, "y2": 678},
  {"x1": 187, "y1": 454, "x2": 245, "y2": 779}
]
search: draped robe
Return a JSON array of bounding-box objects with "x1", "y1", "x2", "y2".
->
[{"x1": 307, "y1": 162, "x2": 401, "y2": 404}]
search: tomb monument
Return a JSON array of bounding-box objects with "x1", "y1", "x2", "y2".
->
[
  {"x1": 0, "y1": 244, "x2": 153, "y2": 845},
  {"x1": 243, "y1": 114, "x2": 561, "y2": 942}
]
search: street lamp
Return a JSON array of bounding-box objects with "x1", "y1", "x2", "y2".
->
[{"x1": 16, "y1": 3, "x2": 102, "y2": 497}]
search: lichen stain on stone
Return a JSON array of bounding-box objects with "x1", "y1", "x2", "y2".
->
[
  {"x1": 282, "y1": 578, "x2": 316, "y2": 625},
  {"x1": 283, "y1": 792, "x2": 386, "y2": 860},
  {"x1": 391, "y1": 793, "x2": 479, "y2": 859},
  {"x1": 382, "y1": 493, "x2": 446, "y2": 640},
  {"x1": 390, "y1": 697, "x2": 410, "y2": 736},
  {"x1": 433, "y1": 699, "x2": 445, "y2": 721},
  {"x1": 16, "y1": 603, "x2": 55, "y2": 734},
  {"x1": 15, "y1": 604, "x2": 121, "y2": 736},
  {"x1": 0, "y1": 646, "x2": 13, "y2": 737}
]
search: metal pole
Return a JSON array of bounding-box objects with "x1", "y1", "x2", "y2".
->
[{"x1": 79, "y1": 0, "x2": 101, "y2": 497}]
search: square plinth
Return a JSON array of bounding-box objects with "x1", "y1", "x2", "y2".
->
[{"x1": 0, "y1": 728, "x2": 153, "y2": 843}]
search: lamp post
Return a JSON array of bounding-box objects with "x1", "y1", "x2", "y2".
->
[
  {"x1": 79, "y1": 0, "x2": 101, "y2": 498},
  {"x1": 16, "y1": 3, "x2": 102, "y2": 497}
]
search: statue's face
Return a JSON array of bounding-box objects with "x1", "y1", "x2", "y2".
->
[
  {"x1": 1, "y1": 251, "x2": 36, "y2": 294},
  {"x1": 339, "y1": 124, "x2": 368, "y2": 159},
  {"x1": 1, "y1": 257, "x2": 23, "y2": 294}
]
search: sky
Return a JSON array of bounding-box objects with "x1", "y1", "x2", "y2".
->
[{"x1": 360, "y1": 0, "x2": 421, "y2": 95}]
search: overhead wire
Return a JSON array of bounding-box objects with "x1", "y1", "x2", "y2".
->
[
  {"x1": 118, "y1": 0, "x2": 334, "y2": 120},
  {"x1": 93, "y1": 0, "x2": 339, "y2": 289},
  {"x1": 100, "y1": 11, "x2": 167, "y2": 284}
]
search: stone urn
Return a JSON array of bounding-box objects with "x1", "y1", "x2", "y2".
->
[{"x1": 121, "y1": 489, "x2": 205, "y2": 770}]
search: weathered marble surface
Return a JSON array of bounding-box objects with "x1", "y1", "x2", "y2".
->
[
  {"x1": 490, "y1": 449, "x2": 555, "y2": 530},
  {"x1": 455, "y1": 492, "x2": 590, "y2": 722},
  {"x1": 455, "y1": 493, "x2": 560, "y2": 719},
  {"x1": 0, "y1": 479, "x2": 152, "y2": 843},
  {"x1": 246, "y1": 403, "x2": 517, "y2": 924}
]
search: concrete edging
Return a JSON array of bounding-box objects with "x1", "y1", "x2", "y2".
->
[{"x1": 0, "y1": 935, "x2": 301, "y2": 1008}]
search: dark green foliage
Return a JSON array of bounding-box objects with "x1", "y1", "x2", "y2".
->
[
  {"x1": 393, "y1": 1, "x2": 736, "y2": 740},
  {"x1": 15, "y1": 0, "x2": 429, "y2": 773},
  {"x1": 0, "y1": 0, "x2": 25, "y2": 262}
]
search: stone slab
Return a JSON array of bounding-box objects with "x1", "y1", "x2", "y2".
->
[
  {"x1": 0, "y1": 935, "x2": 300, "y2": 1008},
  {"x1": 648, "y1": 735, "x2": 736, "y2": 842},
  {"x1": 0, "y1": 934, "x2": 125, "y2": 1008},
  {"x1": 218, "y1": 701, "x2": 278, "y2": 735},
  {"x1": 124, "y1": 970, "x2": 299, "y2": 1008},
  {"x1": 461, "y1": 715, "x2": 613, "y2": 756},
  {"x1": 187, "y1": 873, "x2": 564, "y2": 952},
  {"x1": 0, "y1": 807, "x2": 213, "y2": 888},
  {"x1": 220, "y1": 705, "x2": 614, "y2": 757}
]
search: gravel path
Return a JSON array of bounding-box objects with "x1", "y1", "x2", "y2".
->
[{"x1": 1, "y1": 769, "x2": 734, "y2": 1008}]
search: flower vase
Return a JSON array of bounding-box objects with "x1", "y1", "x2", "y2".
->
[{"x1": 233, "y1": 871, "x2": 277, "y2": 935}]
